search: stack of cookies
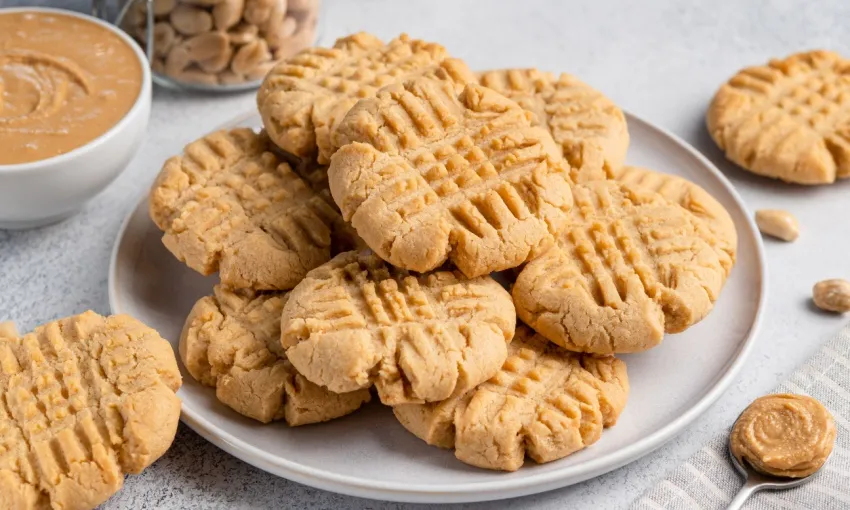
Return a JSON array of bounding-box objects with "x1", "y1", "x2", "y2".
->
[{"x1": 149, "y1": 32, "x2": 738, "y2": 472}]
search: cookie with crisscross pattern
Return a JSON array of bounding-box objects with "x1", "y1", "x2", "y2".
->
[
  {"x1": 150, "y1": 128, "x2": 349, "y2": 290},
  {"x1": 280, "y1": 251, "x2": 516, "y2": 405},
  {"x1": 329, "y1": 78, "x2": 575, "y2": 277},
  {"x1": 479, "y1": 68, "x2": 628, "y2": 182},
  {"x1": 708, "y1": 50, "x2": 850, "y2": 184},
  {"x1": 611, "y1": 166, "x2": 737, "y2": 276},
  {"x1": 258, "y1": 32, "x2": 474, "y2": 164},
  {"x1": 513, "y1": 180, "x2": 725, "y2": 354},
  {"x1": 180, "y1": 285, "x2": 371, "y2": 425},
  {"x1": 0, "y1": 313, "x2": 181, "y2": 510},
  {"x1": 393, "y1": 325, "x2": 628, "y2": 471}
]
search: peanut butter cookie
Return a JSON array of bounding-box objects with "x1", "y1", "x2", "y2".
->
[
  {"x1": 280, "y1": 251, "x2": 516, "y2": 405},
  {"x1": 513, "y1": 181, "x2": 726, "y2": 354},
  {"x1": 180, "y1": 285, "x2": 371, "y2": 424},
  {"x1": 611, "y1": 166, "x2": 737, "y2": 276},
  {"x1": 149, "y1": 128, "x2": 350, "y2": 290},
  {"x1": 329, "y1": 78, "x2": 575, "y2": 277},
  {"x1": 393, "y1": 325, "x2": 628, "y2": 472},
  {"x1": 291, "y1": 158, "x2": 369, "y2": 253},
  {"x1": 479, "y1": 68, "x2": 628, "y2": 181},
  {"x1": 0, "y1": 313, "x2": 181, "y2": 510},
  {"x1": 257, "y1": 32, "x2": 474, "y2": 163},
  {"x1": 707, "y1": 50, "x2": 850, "y2": 184}
]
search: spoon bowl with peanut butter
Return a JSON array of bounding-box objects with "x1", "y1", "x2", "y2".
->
[{"x1": 726, "y1": 394, "x2": 836, "y2": 510}]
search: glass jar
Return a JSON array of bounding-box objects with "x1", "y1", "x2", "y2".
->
[{"x1": 106, "y1": 0, "x2": 320, "y2": 91}]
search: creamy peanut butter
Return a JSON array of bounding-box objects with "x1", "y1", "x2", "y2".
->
[
  {"x1": 731, "y1": 394, "x2": 836, "y2": 478},
  {"x1": 0, "y1": 11, "x2": 143, "y2": 165}
]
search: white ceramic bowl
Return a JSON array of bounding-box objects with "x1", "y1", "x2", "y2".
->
[{"x1": 0, "y1": 7, "x2": 151, "y2": 230}]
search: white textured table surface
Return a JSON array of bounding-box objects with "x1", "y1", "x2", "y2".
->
[{"x1": 3, "y1": 1, "x2": 850, "y2": 508}]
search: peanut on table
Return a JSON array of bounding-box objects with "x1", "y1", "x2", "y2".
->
[
  {"x1": 813, "y1": 279, "x2": 850, "y2": 313},
  {"x1": 755, "y1": 209, "x2": 799, "y2": 242}
]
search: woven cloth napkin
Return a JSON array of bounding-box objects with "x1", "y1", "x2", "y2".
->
[{"x1": 632, "y1": 324, "x2": 850, "y2": 510}]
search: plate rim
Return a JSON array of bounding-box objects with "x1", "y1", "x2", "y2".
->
[{"x1": 109, "y1": 110, "x2": 768, "y2": 503}]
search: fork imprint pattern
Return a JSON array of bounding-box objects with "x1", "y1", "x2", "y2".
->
[
  {"x1": 280, "y1": 252, "x2": 516, "y2": 405},
  {"x1": 513, "y1": 181, "x2": 726, "y2": 354},
  {"x1": 329, "y1": 78, "x2": 575, "y2": 277}
]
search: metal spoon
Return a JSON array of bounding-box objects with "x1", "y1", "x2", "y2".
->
[{"x1": 726, "y1": 419, "x2": 829, "y2": 510}]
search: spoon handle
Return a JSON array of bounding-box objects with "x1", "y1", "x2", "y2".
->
[{"x1": 726, "y1": 477, "x2": 760, "y2": 510}]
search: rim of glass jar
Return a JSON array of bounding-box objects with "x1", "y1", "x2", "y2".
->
[{"x1": 108, "y1": 0, "x2": 322, "y2": 93}]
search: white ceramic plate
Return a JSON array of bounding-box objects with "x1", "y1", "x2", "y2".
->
[{"x1": 109, "y1": 112, "x2": 766, "y2": 504}]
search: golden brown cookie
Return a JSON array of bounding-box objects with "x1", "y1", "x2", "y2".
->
[
  {"x1": 180, "y1": 285, "x2": 371, "y2": 425},
  {"x1": 513, "y1": 181, "x2": 726, "y2": 354},
  {"x1": 280, "y1": 251, "x2": 516, "y2": 406},
  {"x1": 0, "y1": 313, "x2": 181, "y2": 510},
  {"x1": 262, "y1": 138, "x2": 368, "y2": 255},
  {"x1": 257, "y1": 32, "x2": 474, "y2": 164},
  {"x1": 393, "y1": 325, "x2": 628, "y2": 472},
  {"x1": 149, "y1": 128, "x2": 348, "y2": 291},
  {"x1": 611, "y1": 166, "x2": 737, "y2": 276},
  {"x1": 329, "y1": 78, "x2": 575, "y2": 277},
  {"x1": 479, "y1": 68, "x2": 628, "y2": 181},
  {"x1": 707, "y1": 50, "x2": 850, "y2": 185}
]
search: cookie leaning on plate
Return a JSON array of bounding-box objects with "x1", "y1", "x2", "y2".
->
[
  {"x1": 329, "y1": 77, "x2": 575, "y2": 277},
  {"x1": 280, "y1": 251, "x2": 516, "y2": 406},
  {"x1": 393, "y1": 325, "x2": 629, "y2": 472},
  {"x1": 0, "y1": 313, "x2": 181, "y2": 510},
  {"x1": 611, "y1": 165, "x2": 737, "y2": 276},
  {"x1": 513, "y1": 180, "x2": 726, "y2": 354},
  {"x1": 479, "y1": 68, "x2": 628, "y2": 181},
  {"x1": 257, "y1": 32, "x2": 475, "y2": 164},
  {"x1": 180, "y1": 285, "x2": 371, "y2": 424},
  {"x1": 707, "y1": 50, "x2": 850, "y2": 185},
  {"x1": 149, "y1": 128, "x2": 354, "y2": 291}
]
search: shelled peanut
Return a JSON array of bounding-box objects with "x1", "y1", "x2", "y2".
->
[{"x1": 123, "y1": 0, "x2": 319, "y2": 87}]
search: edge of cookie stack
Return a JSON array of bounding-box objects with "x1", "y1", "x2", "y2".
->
[{"x1": 147, "y1": 31, "x2": 739, "y2": 473}]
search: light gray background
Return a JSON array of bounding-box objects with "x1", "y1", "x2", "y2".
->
[{"x1": 2, "y1": 0, "x2": 849, "y2": 508}]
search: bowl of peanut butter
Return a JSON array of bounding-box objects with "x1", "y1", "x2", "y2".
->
[{"x1": 0, "y1": 7, "x2": 151, "y2": 229}]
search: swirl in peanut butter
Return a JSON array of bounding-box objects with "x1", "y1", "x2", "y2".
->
[
  {"x1": 731, "y1": 394, "x2": 836, "y2": 478},
  {"x1": 0, "y1": 11, "x2": 142, "y2": 165}
]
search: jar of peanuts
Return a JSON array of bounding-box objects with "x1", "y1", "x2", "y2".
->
[{"x1": 112, "y1": 0, "x2": 319, "y2": 90}]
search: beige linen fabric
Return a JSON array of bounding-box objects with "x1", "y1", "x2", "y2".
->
[{"x1": 633, "y1": 323, "x2": 850, "y2": 510}]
